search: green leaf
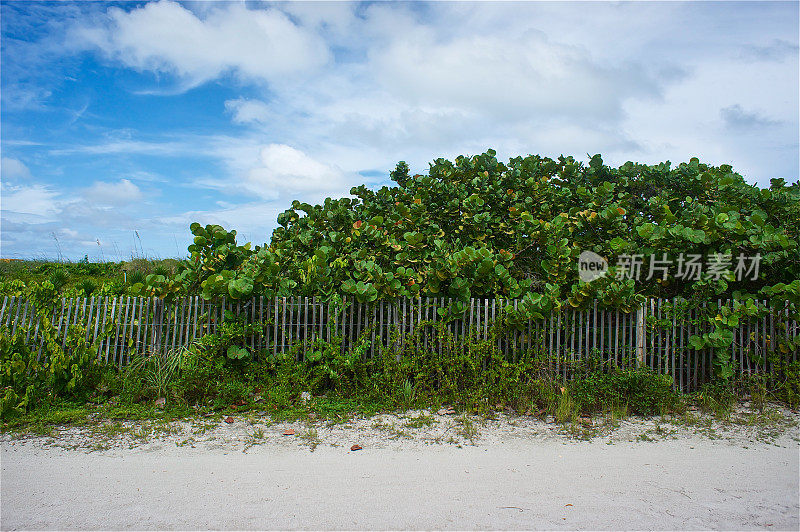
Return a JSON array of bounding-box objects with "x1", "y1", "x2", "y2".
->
[
  {"x1": 688, "y1": 335, "x2": 705, "y2": 350},
  {"x1": 226, "y1": 346, "x2": 250, "y2": 360},
  {"x1": 637, "y1": 223, "x2": 655, "y2": 239}
]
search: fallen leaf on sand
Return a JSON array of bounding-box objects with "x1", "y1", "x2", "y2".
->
[
  {"x1": 282, "y1": 429, "x2": 296, "y2": 436},
  {"x1": 350, "y1": 444, "x2": 363, "y2": 451},
  {"x1": 224, "y1": 417, "x2": 234, "y2": 424}
]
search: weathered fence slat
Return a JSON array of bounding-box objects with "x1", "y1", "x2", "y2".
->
[{"x1": 3, "y1": 295, "x2": 797, "y2": 392}]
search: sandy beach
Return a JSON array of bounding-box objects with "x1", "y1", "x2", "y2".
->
[{"x1": 2, "y1": 411, "x2": 799, "y2": 530}]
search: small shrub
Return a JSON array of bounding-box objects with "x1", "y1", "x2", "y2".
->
[
  {"x1": 48, "y1": 269, "x2": 68, "y2": 292},
  {"x1": 774, "y1": 360, "x2": 800, "y2": 408},
  {"x1": 122, "y1": 347, "x2": 198, "y2": 404},
  {"x1": 215, "y1": 379, "x2": 250, "y2": 407},
  {"x1": 568, "y1": 366, "x2": 678, "y2": 416},
  {"x1": 127, "y1": 271, "x2": 146, "y2": 286},
  {"x1": 77, "y1": 278, "x2": 97, "y2": 296},
  {"x1": 0, "y1": 323, "x2": 102, "y2": 417},
  {"x1": 302, "y1": 336, "x2": 363, "y2": 395},
  {"x1": 696, "y1": 380, "x2": 737, "y2": 418},
  {"x1": 555, "y1": 390, "x2": 579, "y2": 423}
]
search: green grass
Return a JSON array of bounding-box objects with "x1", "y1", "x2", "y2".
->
[
  {"x1": 455, "y1": 415, "x2": 478, "y2": 442},
  {"x1": 404, "y1": 413, "x2": 436, "y2": 428},
  {"x1": 0, "y1": 258, "x2": 180, "y2": 299},
  {"x1": 555, "y1": 391, "x2": 579, "y2": 424},
  {"x1": 298, "y1": 428, "x2": 321, "y2": 451}
]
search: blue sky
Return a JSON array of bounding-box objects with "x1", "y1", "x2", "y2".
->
[{"x1": 1, "y1": 1, "x2": 798, "y2": 261}]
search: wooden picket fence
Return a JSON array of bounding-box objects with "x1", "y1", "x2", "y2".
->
[{"x1": 1, "y1": 295, "x2": 797, "y2": 391}]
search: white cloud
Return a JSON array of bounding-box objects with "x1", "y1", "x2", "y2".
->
[
  {"x1": 1, "y1": 183, "x2": 60, "y2": 219},
  {"x1": 740, "y1": 39, "x2": 799, "y2": 62},
  {"x1": 83, "y1": 179, "x2": 142, "y2": 205},
  {"x1": 72, "y1": 0, "x2": 330, "y2": 87},
  {"x1": 50, "y1": 138, "x2": 199, "y2": 156},
  {"x1": 720, "y1": 105, "x2": 781, "y2": 130},
  {"x1": 62, "y1": 1, "x2": 798, "y2": 187},
  {"x1": 244, "y1": 144, "x2": 351, "y2": 200},
  {"x1": 225, "y1": 98, "x2": 272, "y2": 125},
  {"x1": 620, "y1": 54, "x2": 798, "y2": 182},
  {"x1": 1, "y1": 157, "x2": 32, "y2": 180},
  {"x1": 370, "y1": 29, "x2": 661, "y2": 122}
]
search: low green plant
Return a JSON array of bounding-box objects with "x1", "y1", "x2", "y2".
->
[
  {"x1": 126, "y1": 271, "x2": 146, "y2": 286},
  {"x1": 696, "y1": 380, "x2": 737, "y2": 419},
  {"x1": 48, "y1": 269, "x2": 68, "y2": 292},
  {"x1": 172, "y1": 348, "x2": 227, "y2": 405},
  {"x1": 773, "y1": 360, "x2": 800, "y2": 408},
  {"x1": 196, "y1": 312, "x2": 262, "y2": 362},
  {"x1": 609, "y1": 400, "x2": 629, "y2": 423},
  {"x1": 555, "y1": 390, "x2": 579, "y2": 423},
  {"x1": 3, "y1": 298, "x2": 793, "y2": 433},
  {"x1": 568, "y1": 365, "x2": 679, "y2": 415},
  {"x1": 299, "y1": 427, "x2": 321, "y2": 450},
  {"x1": 302, "y1": 336, "x2": 364, "y2": 394},
  {"x1": 455, "y1": 415, "x2": 478, "y2": 442},
  {"x1": 215, "y1": 379, "x2": 250, "y2": 407},
  {"x1": 1, "y1": 322, "x2": 102, "y2": 417},
  {"x1": 404, "y1": 413, "x2": 435, "y2": 428},
  {"x1": 76, "y1": 278, "x2": 97, "y2": 296},
  {"x1": 123, "y1": 347, "x2": 194, "y2": 403},
  {"x1": 226, "y1": 345, "x2": 250, "y2": 361}
]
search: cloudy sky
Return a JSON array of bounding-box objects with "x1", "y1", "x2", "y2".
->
[{"x1": 1, "y1": 1, "x2": 797, "y2": 260}]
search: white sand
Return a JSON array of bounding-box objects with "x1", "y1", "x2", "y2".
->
[{"x1": 2, "y1": 412, "x2": 798, "y2": 530}]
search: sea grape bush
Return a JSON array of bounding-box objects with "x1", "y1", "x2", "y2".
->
[
  {"x1": 129, "y1": 151, "x2": 800, "y2": 377},
  {"x1": 0, "y1": 321, "x2": 102, "y2": 416},
  {"x1": 139, "y1": 151, "x2": 798, "y2": 306}
]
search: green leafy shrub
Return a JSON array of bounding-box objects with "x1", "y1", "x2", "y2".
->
[
  {"x1": 300, "y1": 336, "x2": 364, "y2": 395},
  {"x1": 48, "y1": 269, "x2": 68, "y2": 292},
  {"x1": 1, "y1": 323, "x2": 102, "y2": 417},
  {"x1": 775, "y1": 361, "x2": 800, "y2": 408},
  {"x1": 195, "y1": 312, "x2": 262, "y2": 361},
  {"x1": 226, "y1": 345, "x2": 250, "y2": 361},
  {"x1": 568, "y1": 367, "x2": 679, "y2": 415},
  {"x1": 173, "y1": 352, "x2": 224, "y2": 405},
  {"x1": 138, "y1": 151, "x2": 798, "y2": 314},
  {"x1": 122, "y1": 150, "x2": 798, "y2": 385},
  {"x1": 214, "y1": 379, "x2": 250, "y2": 407},
  {"x1": 123, "y1": 347, "x2": 195, "y2": 403},
  {"x1": 0, "y1": 258, "x2": 181, "y2": 301},
  {"x1": 77, "y1": 278, "x2": 97, "y2": 296},
  {"x1": 127, "y1": 271, "x2": 146, "y2": 286},
  {"x1": 696, "y1": 380, "x2": 737, "y2": 418}
]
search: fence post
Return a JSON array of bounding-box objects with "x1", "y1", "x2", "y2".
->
[
  {"x1": 154, "y1": 298, "x2": 164, "y2": 353},
  {"x1": 636, "y1": 302, "x2": 646, "y2": 366}
]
